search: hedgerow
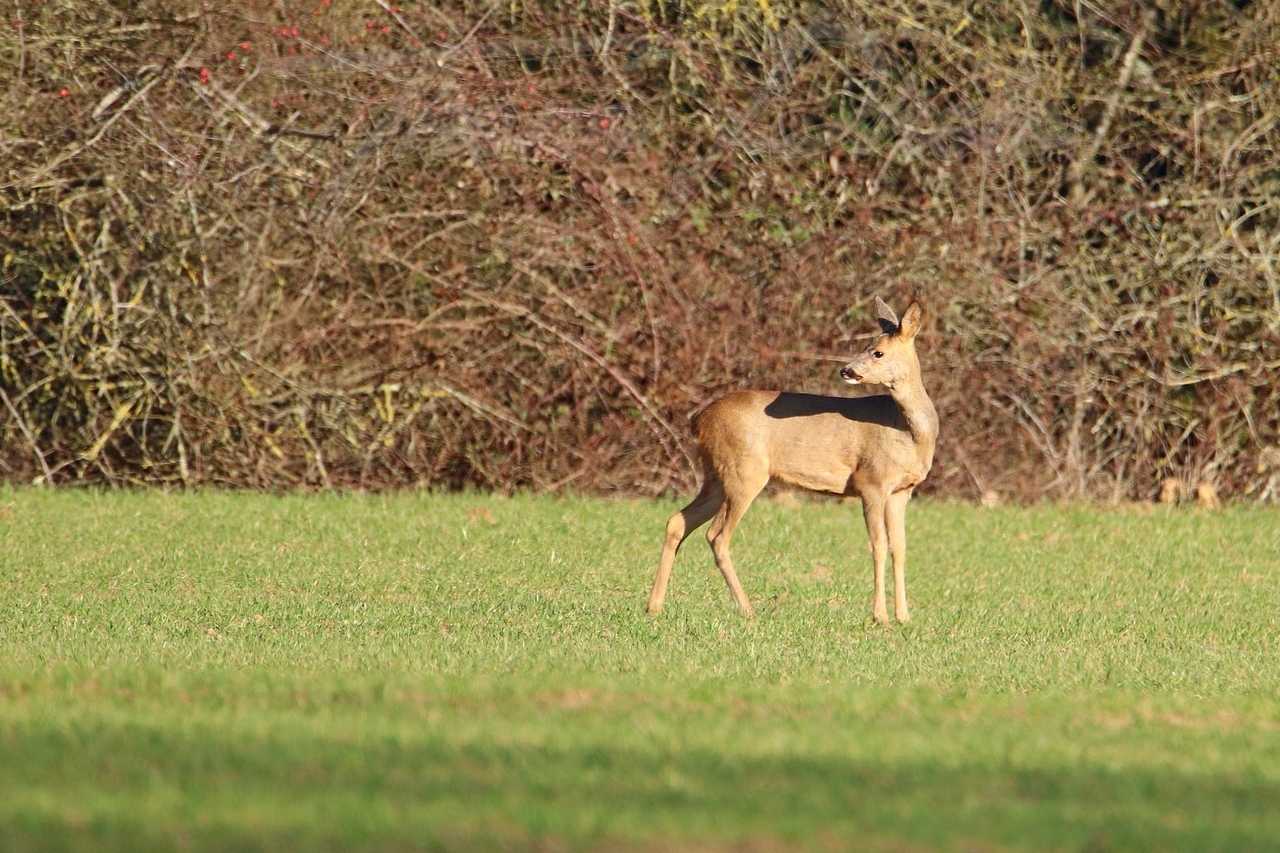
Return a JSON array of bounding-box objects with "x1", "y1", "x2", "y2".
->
[{"x1": 2, "y1": 1, "x2": 1278, "y2": 500}]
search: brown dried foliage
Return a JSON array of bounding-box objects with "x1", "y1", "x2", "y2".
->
[{"x1": 2, "y1": 1, "x2": 1279, "y2": 501}]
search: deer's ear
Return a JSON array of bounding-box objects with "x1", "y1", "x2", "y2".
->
[
  {"x1": 898, "y1": 301, "x2": 924, "y2": 339},
  {"x1": 874, "y1": 296, "x2": 899, "y2": 334}
]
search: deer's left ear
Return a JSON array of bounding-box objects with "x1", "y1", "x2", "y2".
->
[
  {"x1": 873, "y1": 296, "x2": 900, "y2": 334},
  {"x1": 898, "y1": 302, "x2": 924, "y2": 339}
]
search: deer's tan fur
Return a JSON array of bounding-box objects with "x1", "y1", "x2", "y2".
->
[{"x1": 646, "y1": 299, "x2": 937, "y2": 623}]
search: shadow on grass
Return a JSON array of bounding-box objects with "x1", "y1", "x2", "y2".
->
[{"x1": 1, "y1": 712, "x2": 1276, "y2": 852}]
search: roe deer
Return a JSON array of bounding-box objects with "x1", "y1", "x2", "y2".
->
[{"x1": 646, "y1": 297, "x2": 937, "y2": 623}]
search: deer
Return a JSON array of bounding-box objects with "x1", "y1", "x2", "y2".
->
[{"x1": 646, "y1": 297, "x2": 938, "y2": 624}]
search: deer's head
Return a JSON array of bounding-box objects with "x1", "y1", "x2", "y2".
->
[{"x1": 839, "y1": 297, "x2": 924, "y2": 389}]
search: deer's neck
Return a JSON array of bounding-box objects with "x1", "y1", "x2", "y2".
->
[{"x1": 889, "y1": 374, "x2": 938, "y2": 455}]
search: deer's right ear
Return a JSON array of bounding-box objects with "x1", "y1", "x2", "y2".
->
[
  {"x1": 898, "y1": 301, "x2": 924, "y2": 339},
  {"x1": 873, "y1": 296, "x2": 899, "y2": 334}
]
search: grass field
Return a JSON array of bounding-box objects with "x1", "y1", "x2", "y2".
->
[{"x1": 2, "y1": 488, "x2": 1279, "y2": 851}]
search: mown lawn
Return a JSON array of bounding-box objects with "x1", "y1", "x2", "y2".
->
[{"x1": 1, "y1": 488, "x2": 1278, "y2": 851}]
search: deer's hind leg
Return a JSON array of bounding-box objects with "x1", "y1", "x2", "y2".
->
[
  {"x1": 706, "y1": 463, "x2": 769, "y2": 617},
  {"x1": 647, "y1": 476, "x2": 724, "y2": 614}
]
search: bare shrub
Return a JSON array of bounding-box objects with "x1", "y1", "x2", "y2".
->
[{"x1": 3, "y1": 1, "x2": 1278, "y2": 500}]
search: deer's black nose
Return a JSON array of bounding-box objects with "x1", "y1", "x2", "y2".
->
[{"x1": 839, "y1": 366, "x2": 854, "y2": 380}]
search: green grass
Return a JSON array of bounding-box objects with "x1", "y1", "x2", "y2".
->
[{"x1": 2, "y1": 488, "x2": 1279, "y2": 851}]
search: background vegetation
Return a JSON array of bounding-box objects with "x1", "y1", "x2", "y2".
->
[
  {"x1": 3, "y1": 0, "x2": 1279, "y2": 500},
  {"x1": 2, "y1": 488, "x2": 1279, "y2": 850}
]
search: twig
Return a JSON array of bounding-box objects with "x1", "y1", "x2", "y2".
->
[
  {"x1": 598, "y1": 0, "x2": 645, "y2": 103},
  {"x1": 762, "y1": 347, "x2": 855, "y2": 363},
  {"x1": 0, "y1": 386, "x2": 53, "y2": 485},
  {"x1": 436, "y1": 1, "x2": 499, "y2": 69},
  {"x1": 432, "y1": 383, "x2": 532, "y2": 433},
  {"x1": 372, "y1": 0, "x2": 424, "y2": 47},
  {"x1": 14, "y1": 0, "x2": 26, "y2": 83},
  {"x1": 1067, "y1": 11, "x2": 1152, "y2": 205},
  {"x1": 380, "y1": 245, "x2": 696, "y2": 476},
  {"x1": 9, "y1": 42, "x2": 198, "y2": 189},
  {"x1": 468, "y1": 288, "x2": 698, "y2": 477}
]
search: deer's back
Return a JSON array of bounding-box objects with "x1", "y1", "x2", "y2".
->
[{"x1": 695, "y1": 390, "x2": 924, "y2": 495}]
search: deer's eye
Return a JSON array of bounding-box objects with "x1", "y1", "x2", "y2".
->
[{"x1": 873, "y1": 351, "x2": 884, "y2": 359}]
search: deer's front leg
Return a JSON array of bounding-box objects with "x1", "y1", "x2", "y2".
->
[
  {"x1": 887, "y1": 489, "x2": 912, "y2": 623},
  {"x1": 861, "y1": 492, "x2": 890, "y2": 624}
]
